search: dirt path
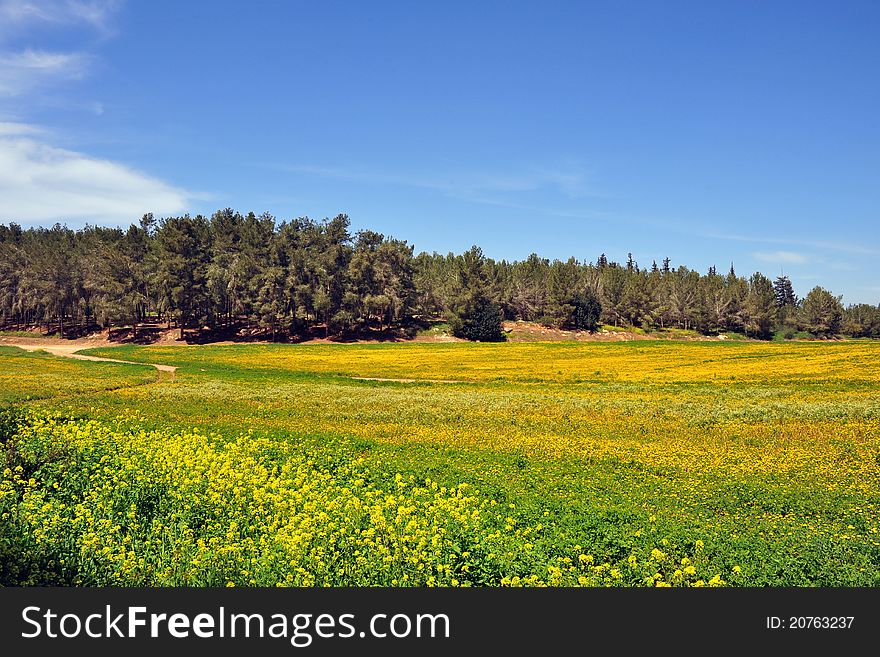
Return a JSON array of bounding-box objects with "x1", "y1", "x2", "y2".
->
[
  {"x1": 4, "y1": 340, "x2": 476, "y2": 386},
  {"x1": 4, "y1": 342, "x2": 463, "y2": 384},
  {"x1": 350, "y1": 376, "x2": 465, "y2": 384},
  {"x1": 6, "y1": 342, "x2": 177, "y2": 378}
]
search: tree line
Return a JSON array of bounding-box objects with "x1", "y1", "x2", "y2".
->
[{"x1": 1, "y1": 210, "x2": 878, "y2": 342}]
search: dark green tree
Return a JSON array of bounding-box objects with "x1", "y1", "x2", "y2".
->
[
  {"x1": 773, "y1": 275, "x2": 797, "y2": 307},
  {"x1": 449, "y1": 293, "x2": 504, "y2": 342},
  {"x1": 565, "y1": 290, "x2": 602, "y2": 331},
  {"x1": 802, "y1": 287, "x2": 843, "y2": 337},
  {"x1": 0, "y1": 217, "x2": 871, "y2": 346},
  {"x1": 151, "y1": 214, "x2": 211, "y2": 338},
  {"x1": 745, "y1": 273, "x2": 776, "y2": 339},
  {"x1": 842, "y1": 304, "x2": 880, "y2": 338}
]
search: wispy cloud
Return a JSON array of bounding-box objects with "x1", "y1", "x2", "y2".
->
[
  {"x1": 0, "y1": 120, "x2": 44, "y2": 135},
  {"x1": 273, "y1": 162, "x2": 611, "y2": 223},
  {"x1": 0, "y1": 0, "x2": 120, "y2": 39},
  {"x1": 753, "y1": 250, "x2": 808, "y2": 265},
  {"x1": 63, "y1": 0, "x2": 121, "y2": 34},
  {"x1": 0, "y1": 131, "x2": 191, "y2": 224},
  {"x1": 0, "y1": 1, "x2": 121, "y2": 97},
  {"x1": 282, "y1": 163, "x2": 448, "y2": 191},
  {"x1": 446, "y1": 192, "x2": 611, "y2": 222},
  {"x1": 706, "y1": 231, "x2": 880, "y2": 257},
  {"x1": 0, "y1": 2, "x2": 190, "y2": 226},
  {"x1": 279, "y1": 163, "x2": 597, "y2": 199},
  {"x1": 0, "y1": 48, "x2": 91, "y2": 95}
]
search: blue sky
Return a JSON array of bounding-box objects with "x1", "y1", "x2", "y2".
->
[{"x1": 1, "y1": 1, "x2": 878, "y2": 303}]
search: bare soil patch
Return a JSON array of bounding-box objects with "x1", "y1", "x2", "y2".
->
[{"x1": 350, "y1": 376, "x2": 465, "y2": 384}]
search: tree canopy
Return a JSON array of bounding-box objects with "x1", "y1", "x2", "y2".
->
[{"x1": 0, "y1": 213, "x2": 877, "y2": 342}]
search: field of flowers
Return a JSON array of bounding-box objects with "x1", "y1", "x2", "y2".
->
[
  {"x1": 0, "y1": 346, "x2": 155, "y2": 405},
  {"x1": 2, "y1": 341, "x2": 879, "y2": 586}
]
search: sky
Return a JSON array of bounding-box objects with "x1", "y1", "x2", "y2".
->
[{"x1": 1, "y1": 0, "x2": 878, "y2": 304}]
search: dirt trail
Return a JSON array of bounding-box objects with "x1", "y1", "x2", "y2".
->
[
  {"x1": 4, "y1": 342, "x2": 464, "y2": 384},
  {"x1": 350, "y1": 376, "x2": 464, "y2": 384},
  {"x1": 6, "y1": 342, "x2": 177, "y2": 377}
]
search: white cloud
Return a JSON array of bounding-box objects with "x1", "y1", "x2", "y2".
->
[
  {"x1": 707, "y1": 231, "x2": 880, "y2": 257},
  {"x1": 0, "y1": 133, "x2": 190, "y2": 225},
  {"x1": 0, "y1": 48, "x2": 90, "y2": 95},
  {"x1": 281, "y1": 162, "x2": 595, "y2": 199},
  {"x1": 0, "y1": 3, "x2": 184, "y2": 228},
  {"x1": 752, "y1": 250, "x2": 808, "y2": 264},
  {"x1": 63, "y1": 0, "x2": 120, "y2": 33},
  {"x1": 0, "y1": 0, "x2": 120, "y2": 38},
  {"x1": 0, "y1": 0, "x2": 54, "y2": 27},
  {"x1": 274, "y1": 162, "x2": 606, "y2": 222},
  {"x1": 0, "y1": 120, "x2": 43, "y2": 135},
  {"x1": 0, "y1": 1, "x2": 120, "y2": 94}
]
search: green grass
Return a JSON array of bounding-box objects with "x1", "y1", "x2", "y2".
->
[
  {"x1": 648, "y1": 327, "x2": 705, "y2": 339},
  {"x1": 773, "y1": 330, "x2": 818, "y2": 342},
  {"x1": 0, "y1": 346, "x2": 157, "y2": 404},
  {"x1": 599, "y1": 324, "x2": 637, "y2": 333},
  {"x1": 0, "y1": 330, "x2": 61, "y2": 338},
  {"x1": 416, "y1": 322, "x2": 453, "y2": 337},
  {"x1": 2, "y1": 340, "x2": 879, "y2": 586}
]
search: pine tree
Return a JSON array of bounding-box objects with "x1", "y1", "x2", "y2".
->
[
  {"x1": 0, "y1": 218, "x2": 868, "y2": 345},
  {"x1": 745, "y1": 273, "x2": 776, "y2": 339},
  {"x1": 449, "y1": 294, "x2": 503, "y2": 341},
  {"x1": 773, "y1": 275, "x2": 797, "y2": 308},
  {"x1": 566, "y1": 290, "x2": 602, "y2": 331},
  {"x1": 802, "y1": 287, "x2": 843, "y2": 337}
]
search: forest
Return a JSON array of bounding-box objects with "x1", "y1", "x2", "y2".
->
[{"x1": 1, "y1": 210, "x2": 878, "y2": 342}]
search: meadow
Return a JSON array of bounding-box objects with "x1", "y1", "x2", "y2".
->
[{"x1": 1, "y1": 340, "x2": 879, "y2": 586}]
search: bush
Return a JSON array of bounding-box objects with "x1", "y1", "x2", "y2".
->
[{"x1": 773, "y1": 329, "x2": 815, "y2": 341}]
